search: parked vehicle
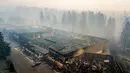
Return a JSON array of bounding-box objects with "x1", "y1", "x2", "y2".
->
[{"x1": 31, "y1": 61, "x2": 41, "y2": 67}]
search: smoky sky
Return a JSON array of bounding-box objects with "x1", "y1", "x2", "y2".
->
[{"x1": 0, "y1": 0, "x2": 130, "y2": 11}]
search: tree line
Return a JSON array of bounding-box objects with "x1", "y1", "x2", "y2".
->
[
  {"x1": 0, "y1": 32, "x2": 10, "y2": 58},
  {"x1": 40, "y1": 10, "x2": 116, "y2": 38}
]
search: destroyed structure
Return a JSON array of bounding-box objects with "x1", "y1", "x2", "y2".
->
[{"x1": 8, "y1": 27, "x2": 124, "y2": 73}]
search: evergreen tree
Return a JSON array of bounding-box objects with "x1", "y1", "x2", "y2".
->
[
  {"x1": 120, "y1": 17, "x2": 130, "y2": 50},
  {"x1": 79, "y1": 11, "x2": 87, "y2": 33},
  {"x1": 62, "y1": 12, "x2": 67, "y2": 24},
  {"x1": 88, "y1": 11, "x2": 95, "y2": 26},
  {"x1": 95, "y1": 12, "x2": 106, "y2": 27},
  {"x1": 0, "y1": 17, "x2": 5, "y2": 25},
  {"x1": 0, "y1": 32, "x2": 11, "y2": 57},
  {"x1": 106, "y1": 17, "x2": 116, "y2": 39},
  {"x1": 71, "y1": 11, "x2": 77, "y2": 32},
  {"x1": 67, "y1": 11, "x2": 72, "y2": 24},
  {"x1": 62, "y1": 11, "x2": 71, "y2": 27},
  {"x1": 40, "y1": 11, "x2": 44, "y2": 24},
  {"x1": 53, "y1": 15, "x2": 57, "y2": 24}
]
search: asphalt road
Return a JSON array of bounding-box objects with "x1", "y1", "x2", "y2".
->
[
  {"x1": 10, "y1": 48, "x2": 54, "y2": 73},
  {"x1": 4, "y1": 35, "x2": 54, "y2": 73}
]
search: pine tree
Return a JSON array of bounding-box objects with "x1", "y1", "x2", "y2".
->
[
  {"x1": 53, "y1": 15, "x2": 57, "y2": 24},
  {"x1": 62, "y1": 12, "x2": 67, "y2": 24},
  {"x1": 0, "y1": 17, "x2": 5, "y2": 25},
  {"x1": 71, "y1": 11, "x2": 77, "y2": 32},
  {"x1": 67, "y1": 11, "x2": 72, "y2": 24},
  {"x1": 88, "y1": 11, "x2": 95, "y2": 26},
  {"x1": 0, "y1": 32, "x2": 11, "y2": 57},
  {"x1": 40, "y1": 11, "x2": 44, "y2": 24},
  {"x1": 95, "y1": 12, "x2": 106, "y2": 27},
  {"x1": 106, "y1": 17, "x2": 116, "y2": 39},
  {"x1": 120, "y1": 17, "x2": 130, "y2": 50},
  {"x1": 79, "y1": 11, "x2": 87, "y2": 33}
]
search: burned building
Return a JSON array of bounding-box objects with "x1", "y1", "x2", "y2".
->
[
  {"x1": 47, "y1": 29, "x2": 109, "y2": 57},
  {"x1": 38, "y1": 29, "x2": 124, "y2": 73}
]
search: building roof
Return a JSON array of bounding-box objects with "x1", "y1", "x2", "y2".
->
[
  {"x1": 48, "y1": 29, "x2": 107, "y2": 54},
  {"x1": 18, "y1": 27, "x2": 107, "y2": 55}
]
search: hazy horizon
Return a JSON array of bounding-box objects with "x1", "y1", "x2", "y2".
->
[{"x1": 0, "y1": 0, "x2": 130, "y2": 12}]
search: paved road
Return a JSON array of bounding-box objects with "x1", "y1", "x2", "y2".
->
[
  {"x1": 4, "y1": 35, "x2": 54, "y2": 73},
  {"x1": 10, "y1": 48, "x2": 54, "y2": 73}
]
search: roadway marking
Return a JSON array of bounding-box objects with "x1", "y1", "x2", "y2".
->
[{"x1": 14, "y1": 48, "x2": 34, "y2": 63}]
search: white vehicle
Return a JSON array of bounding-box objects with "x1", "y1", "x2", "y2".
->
[{"x1": 31, "y1": 61, "x2": 41, "y2": 67}]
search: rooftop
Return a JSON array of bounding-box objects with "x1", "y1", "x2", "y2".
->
[{"x1": 48, "y1": 29, "x2": 107, "y2": 54}]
